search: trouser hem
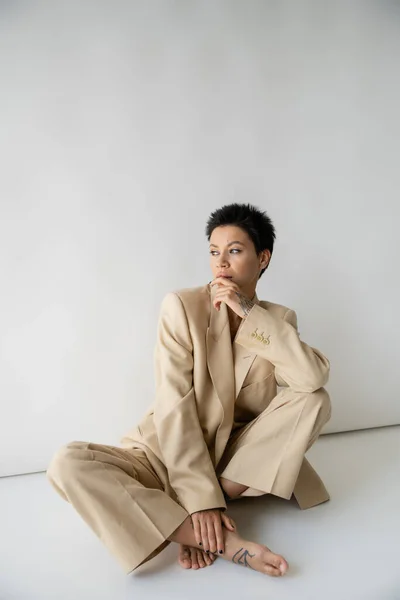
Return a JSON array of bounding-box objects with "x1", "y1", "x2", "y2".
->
[{"x1": 125, "y1": 508, "x2": 189, "y2": 574}]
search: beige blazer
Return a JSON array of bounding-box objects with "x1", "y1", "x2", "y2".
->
[{"x1": 120, "y1": 282, "x2": 330, "y2": 516}]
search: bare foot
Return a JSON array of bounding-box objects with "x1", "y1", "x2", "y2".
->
[
  {"x1": 178, "y1": 543, "x2": 217, "y2": 569},
  {"x1": 169, "y1": 514, "x2": 288, "y2": 577},
  {"x1": 223, "y1": 531, "x2": 289, "y2": 577}
]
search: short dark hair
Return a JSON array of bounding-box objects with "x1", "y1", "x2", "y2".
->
[{"x1": 205, "y1": 202, "x2": 276, "y2": 280}]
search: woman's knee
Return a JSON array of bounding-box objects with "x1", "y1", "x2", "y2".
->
[
  {"x1": 307, "y1": 387, "x2": 331, "y2": 422},
  {"x1": 46, "y1": 440, "x2": 90, "y2": 483}
]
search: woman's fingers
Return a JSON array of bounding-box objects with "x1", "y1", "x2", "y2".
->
[
  {"x1": 214, "y1": 516, "x2": 225, "y2": 554},
  {"x1": 191, "y1": 510, "x2": 226, "y2": 555},
  {"x1": 200, "y1": 518, "x2": 210, "y2": 551},
  {"x1": 191, "y1": 515, "x2": 202, "y2": 547},
  {"x1": 221, "y1": 512, "x2": 236, "y2": 531},
  {"x1": 206, "y1": 520, "x2": 217, "y2": 553}
]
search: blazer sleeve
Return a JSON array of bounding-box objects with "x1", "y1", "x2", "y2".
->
[
  {"x1": 153, "y1": 292, "x2": 227, "y2": 516},
  {"x1": 233, "y1": 304, "x2": 330, "y2": 393}
]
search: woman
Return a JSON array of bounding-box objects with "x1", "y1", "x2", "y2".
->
[{"x1": 47, "y1": 202, "x2": 331, "y2": 577}]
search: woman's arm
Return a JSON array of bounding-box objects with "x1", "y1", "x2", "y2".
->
[
  {"x1": 234, "y1": 304, "x2": 330, "y2": 393},
  {"x1": 153, "y1": 292, "x2": 226, "y2": 516}
]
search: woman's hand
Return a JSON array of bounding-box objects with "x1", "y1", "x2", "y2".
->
[
  {"x1": 190, "y1": 508, "x2": 237, "y2": 555},
  {"x1": 210, "y1": 277, "x2": 255, "y2": 318}
]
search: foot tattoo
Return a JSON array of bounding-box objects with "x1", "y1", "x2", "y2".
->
[{"x1": 232, "y1": 547, "x2": 256, "y2": 570}]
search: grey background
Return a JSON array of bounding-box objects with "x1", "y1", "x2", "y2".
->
[{"x1": 1, "y1": 0, "x2": 399, "y2": 476}]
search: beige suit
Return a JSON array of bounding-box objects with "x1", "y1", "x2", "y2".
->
[{"x1": 47, "y1": 282, "x2": 332, "y2": 574}]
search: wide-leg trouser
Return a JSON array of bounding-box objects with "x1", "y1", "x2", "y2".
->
[
  {"x1": 216, "y1": 385, "x2": 332, "y2": 507},
  {"x1": 46, "y1": 386, "x2": 331, "y2": 574}
]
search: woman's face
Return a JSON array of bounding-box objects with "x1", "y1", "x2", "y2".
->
[{"x1": 209, "y1": 225, "x2": 270, "y2": 294}]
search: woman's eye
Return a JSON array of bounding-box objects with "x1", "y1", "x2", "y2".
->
[{"x1": 210, "y1": 249, "x2": 241, "y2": 255}]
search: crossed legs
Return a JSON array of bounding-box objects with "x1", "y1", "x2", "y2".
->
[{"x1": 46, "y1": 387, "x2": 331, "y2": 575}]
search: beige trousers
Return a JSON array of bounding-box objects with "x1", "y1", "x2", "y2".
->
[{"x1": 46, "y1": 386, "x2": 331, "y2": 574}]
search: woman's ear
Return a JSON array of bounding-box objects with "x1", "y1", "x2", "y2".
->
[{"x1": 261, "y1": 249, "x2": 271, "y2": 268}]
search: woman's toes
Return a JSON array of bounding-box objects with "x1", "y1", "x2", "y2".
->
[
  {"x1": 264, "y1": 564, "x2": 281, "y2": 577},
  {"x1": 196, "y1": 549, "x2": 207, "y2": 568},
  {"x1": 275, "y1": 556, "x2": 289, "y2": 575},
  {"x1": 178, "y1": 545, "x2": 216, "y2": 569},
  {"x1": 205, "y1": 551, "x2": 214, "y2": 566},
  {"x1": 197, "y1": 550, "x2": 210, "y2": 568},
  {"x1": 178, "y1": 545, "x2": 192, "y2": 568},
  {"x1": 190, "y1": 548, "x2": 200, "y2": 569},
  {"x1": 269, "y1": 554, "x2": 288, "y2": 576}
]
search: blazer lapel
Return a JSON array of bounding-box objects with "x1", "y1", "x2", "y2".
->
[{"x1": 206, "y1": 283, "x2": 259, "y2": 464}]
